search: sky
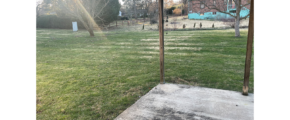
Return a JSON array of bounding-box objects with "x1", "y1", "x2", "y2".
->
[{"x1": 36, "y1": 0, "x2": 181, "y2": 5}]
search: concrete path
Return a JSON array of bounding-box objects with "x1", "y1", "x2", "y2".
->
[{"x1": 115, "y1": 83, "x2": 253, "y2": 120}]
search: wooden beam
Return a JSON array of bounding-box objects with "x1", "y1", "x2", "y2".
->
[
  {"x1": 243, "y1": 0, "x2": 254, "y2": 95},
  {"x1": 158, "y1": 0, "x2": 165, "y2": 84}
]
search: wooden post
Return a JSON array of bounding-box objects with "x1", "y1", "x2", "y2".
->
[
  {"x1": 158, "y1": 0, "x2": 165, "y2": 84},
  {"x1": 243, "y1": 0, "x2": 254, "y2": 95}
]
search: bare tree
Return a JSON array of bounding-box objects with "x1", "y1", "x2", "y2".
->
[
  {"x1": 182, "y1": 0, "x2": 188, "y2": 14},
  {"x1": 147, "y1": 0, "x2": 159, "y2": 24},
  {"x1": 37, "y1": 0, "x2": 54, "y2": 17},
  {"x1": 36, "y1": 1, "x2": 43, "y2": 18},
  {"x1": 190, "y1": 0, "x2": 251, "y2": 37},
  {"x1": 52, "y1": 0, "x2": 120, "y2": 37},
  {"x1": 141, "y1": 0, "x2": 150, "y2": 19},
  {"x1": 164, "y1": 0, "x2": 174, "y2": 9},
  {"x1": 122, "y1": 0, "x2": 138, "y2": 19}
]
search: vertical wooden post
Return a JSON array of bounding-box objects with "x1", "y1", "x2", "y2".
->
[
  {"x1": 158, "y1": 0, "x2": 165, "y2": 84},
  {"x1": 243, "y1": 0, "x2": 254, "y2": 95}
]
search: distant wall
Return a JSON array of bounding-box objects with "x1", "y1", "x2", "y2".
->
[{"x1": 188, "y1": 9, "x2": 249, "y2": 20}]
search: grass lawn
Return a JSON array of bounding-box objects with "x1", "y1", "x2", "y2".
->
[{"x1": 37, "y1": 28, "x2": 253, "y2": 119}]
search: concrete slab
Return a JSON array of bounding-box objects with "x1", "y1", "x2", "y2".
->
[{"x1": 115, "y1": 83, "x2": 253, "y2": 120}]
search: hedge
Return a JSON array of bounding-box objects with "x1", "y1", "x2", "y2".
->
[{"x1": 36, "y1": 15, "x2": 86, "y2": 29}]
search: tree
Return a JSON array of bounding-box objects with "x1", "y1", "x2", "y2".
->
[
  {"x1": 164, "y1": 0, "x2": 174, "y2": 9},
  {"x1": 122, "y1": 0, "x2": 138, "y2": 19},
  {"x1": 140, "y1": 0, "x2": 154, "y2": 21},
  {"x1": 164, "y1": 0, "x2": 175, "y2": 16},
  {"x1": 148, "y1": 0, "x2": 159, "y2": 23},
  {"x1": 190, "y1": 0, "x2": 251, "y2": 37},
  {"x1": 51, "y1": 0, "x2": 120, "y2": 37},
  {"x1": 36, "y1": 0, "x2": 55, "y2": 17},
  {"x1": 182, "y1": 0, "x2": 188, "y2": 14},
  {"x1": 166, "y1": 6, "x2": 176, "y2": 15},
  {"x1": 36, "y1": 1, "x2": 43, "y2": 18},
  {"x1": 173, "y1": 8, "x2": 182, "y2": 15}
]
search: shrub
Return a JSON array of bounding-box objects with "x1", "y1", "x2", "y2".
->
[
  {"x1": 173, "y1": 8, "x2": 182, "y2": 15},
  {"x1": 140, "y1": 14, "x2": 148, "y2": 18},
  {"x1": 118, "y1": 16, "x2": 129, "y2": 20},
  {"x1": 37, "y1": 15, "x2": 86, "y2": 29},
  {"x1": 150, "y1": 20, "x2": 157, "y2": 24},
  {"x1": 166, "y1": 7, "x2": 176, "y2": 15}
]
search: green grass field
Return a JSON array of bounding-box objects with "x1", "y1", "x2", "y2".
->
[{"x1": 37, "y1": 28, "x2": 253, "y2": 119}]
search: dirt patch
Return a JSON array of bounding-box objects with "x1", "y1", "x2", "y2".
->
[
  {"x1": 153, "y1": 107, "x2": 219, "y2": 120},
  {"x1": 37, "y1": 97, "x2": 43, "y2": 114},
  {"x1": 168, "y1": 77, "x2": 200, "y2": 86},
  {"x1": 125, "y1": 86, "x2": 142, "y2": 97},
  {"x1": 37, "y1": 97, "x2": 41, "y2": 105}
]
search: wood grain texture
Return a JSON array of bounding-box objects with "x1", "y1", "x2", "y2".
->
[
  {"x1": 159, "y1": 0, "x2": 165, "y2": 84},
  {"x1": 243, "y1": 0, "x2": 254, "y2": 95}
]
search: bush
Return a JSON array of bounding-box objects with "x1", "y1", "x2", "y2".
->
[
  {"x1": 140, "y1": 14, "x2": 148, "y2": 18},
  {"x1": 117, "y1": 16, "x2": 122, "y2": 20},
  {"x1": 150, "y1": 20, "x2": 157, "y2": 24},
  {"x1": 173, "y1": 8, "x2": 182, "y2": 15},
  {"x1": 166, "y1": 7, "x2": 176, "y2": 15},
  {"x1": 121, "y1": 17, "x2": 129, "y2": 20},
  {"x1": 117, "y1": 16, "x2": 129, "y2": 20},
  {"x1": 37, "y1": 15, "x2": 86, "y2": 29}
]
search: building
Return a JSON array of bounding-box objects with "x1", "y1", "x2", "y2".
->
[{"x1": 187, "y1": 0, "x2": 250, "y2": 19}]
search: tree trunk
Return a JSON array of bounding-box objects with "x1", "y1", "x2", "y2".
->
[
  {"x1": 88, "y1": 21, "x2": 95, "y2": 37},
  {"x1": 234, "y1": 0, "x2": 241, "y2": 37},
  {"x1": 78, "y1": 17, "x2": 95, "y2": 37},
  {"x1": 133, "y1": 0, "x2": 137, "y2": 19},
  {"x1": 88, "y1": 28, "x2": 94, "y2": 37},
  {"x1": 235, "y1": 17, "x2": 240, "y2": 37}
]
